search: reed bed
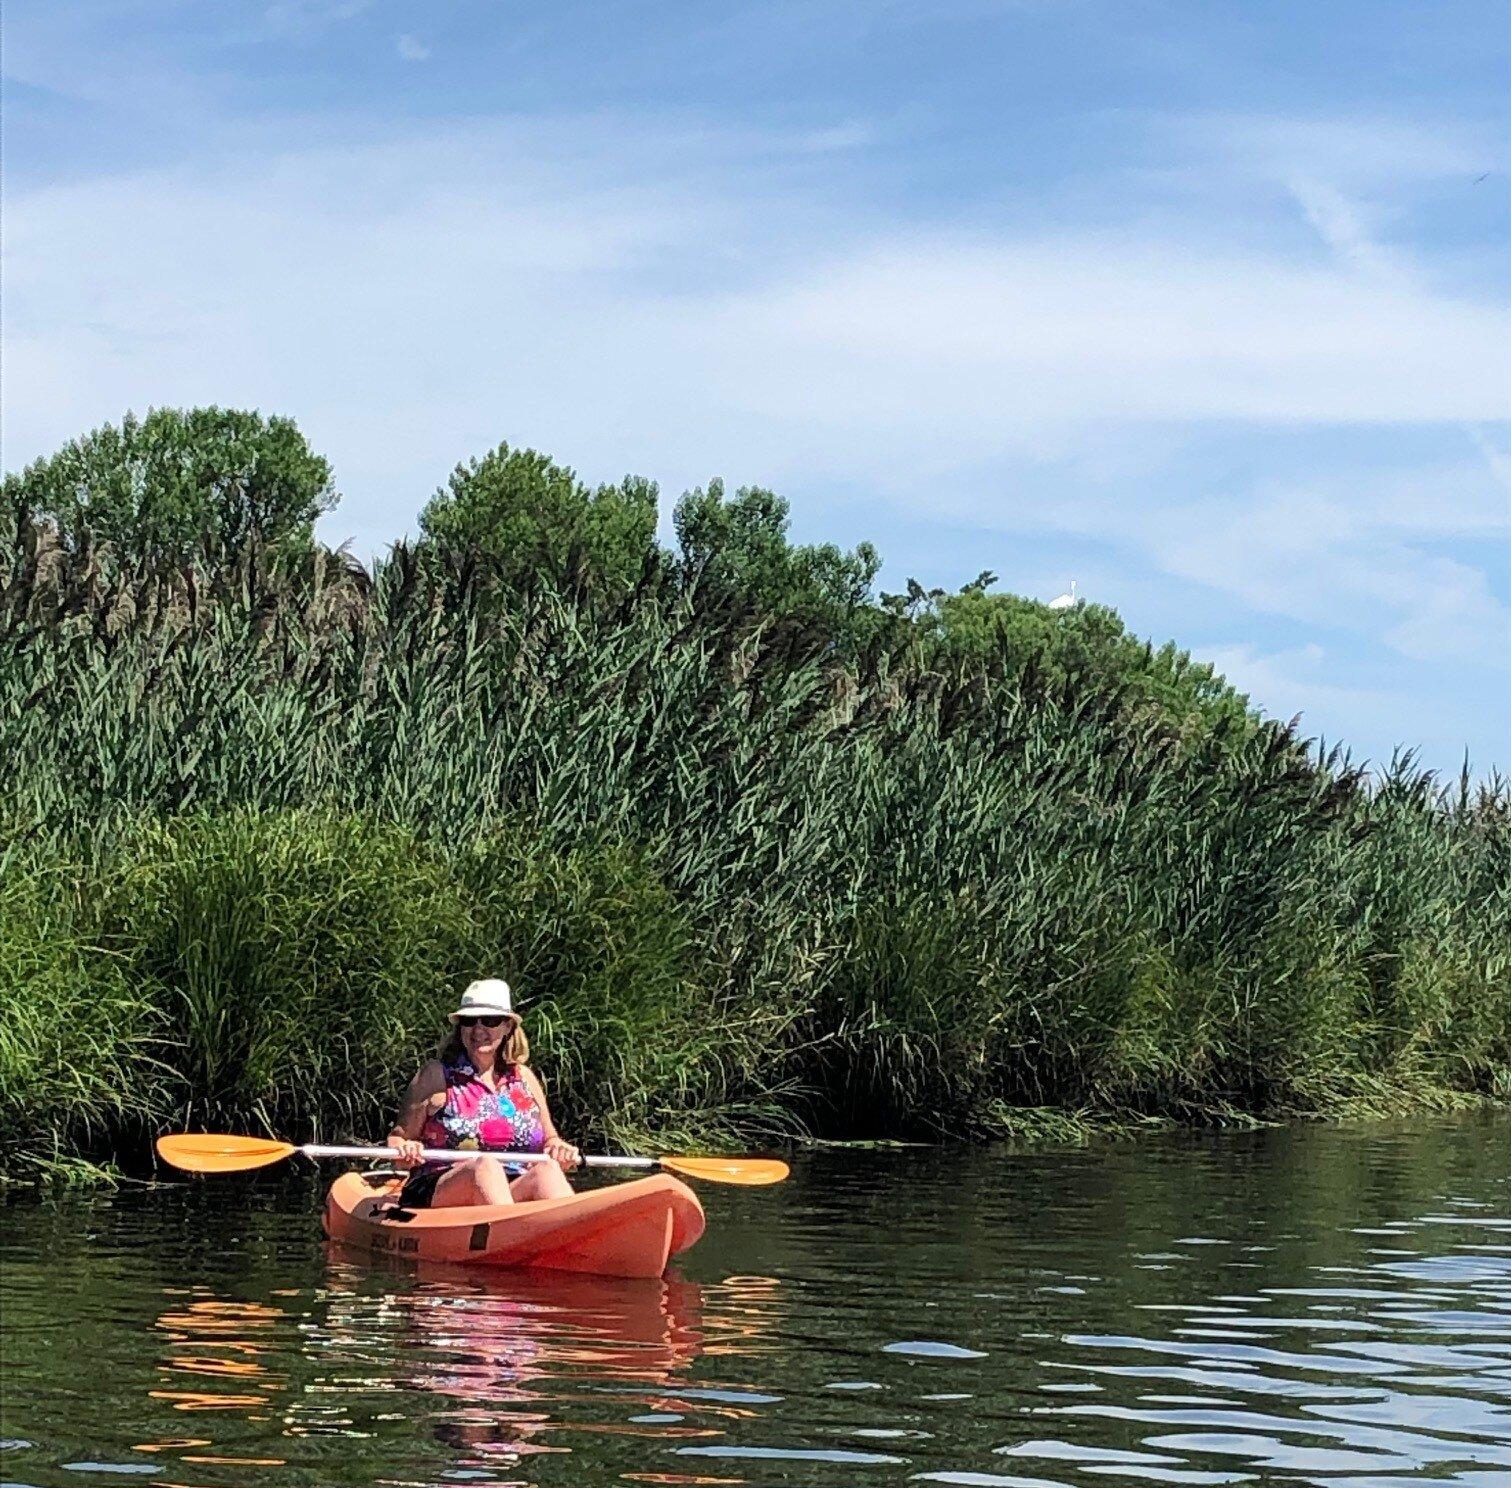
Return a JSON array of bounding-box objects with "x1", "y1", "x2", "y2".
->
[{"x1": 1, "y1": 523, "x2": 1506, "y2": 1179}]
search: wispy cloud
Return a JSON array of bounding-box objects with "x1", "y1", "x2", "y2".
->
[
  {"x1": 1197, "y1": 644, "x2": 1404, "y2": 752},
  {"x1": 1193, "y1": 114, "x2": 1494, "y2": 190},
  {"x1": 1160, "y1": 477, "x2": 1511, "y2": 672},
  {"x1": 1468, "y1": 425, "x2": 1511, "y2": 495},
  {"x1": 11, "y1": 117, "x2": 1507, "y2": 463},
  {"x1": 5, "y1": 103, "x2": 1507, "y2": 763},
  {"x1": 396, "y1": 34, "x2": 430, "y2": 63},
  {"x1": 263, "y1": 0, "x2": 372, "y2": 41},
  {"x1": 695, "y1": 232, "x2": 1511, "y2": 435}
]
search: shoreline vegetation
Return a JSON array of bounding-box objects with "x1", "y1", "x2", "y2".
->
[{"x1": 2, "y1": 409, "x2": 1507, "y2": 1186}]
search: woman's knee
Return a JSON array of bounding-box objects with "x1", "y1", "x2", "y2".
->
[
  {"x1": 467, "y1": 1155, "x2": 515, "y2": 1203},
  {"x1": 537, "y1": 1158, "x2": 572, "y2": 1195},
  {"x1": 513, "y1": 1158, "x2": 571, "y2": 1199}
]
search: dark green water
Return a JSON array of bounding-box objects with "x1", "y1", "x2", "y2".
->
[{"x1": 3, "y1": 1115, "x2": 1509, "y2": 1487}]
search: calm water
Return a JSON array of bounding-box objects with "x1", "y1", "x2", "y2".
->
[{"x1": 3, "y1": 1115, "x2": 1509, "y2": 1487}]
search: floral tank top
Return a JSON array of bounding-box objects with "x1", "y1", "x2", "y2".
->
[{"x1": 417, "y1": 1054, "x2": 547, "y2": 1171}]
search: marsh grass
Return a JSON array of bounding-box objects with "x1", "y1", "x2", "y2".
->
[
  {"x1": 0, "y1": 534, "x2": 1505, "y2": 1177},
  {"x1": 0, "y1": 1151, "x2": 127, "y2": 1190}
]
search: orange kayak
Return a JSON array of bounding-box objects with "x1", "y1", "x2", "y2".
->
[{"x1": 322, "y1": 1171, "x2": 705, "y2": 1279}]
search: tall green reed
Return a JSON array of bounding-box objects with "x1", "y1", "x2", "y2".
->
[{"x1": 1, "y1": 529, "x2": 1505, "y2": 1174}]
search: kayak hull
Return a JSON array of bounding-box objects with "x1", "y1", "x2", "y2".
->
[{"x1": 322, "y1": 1170, "x2": 705, "y2": 1280}]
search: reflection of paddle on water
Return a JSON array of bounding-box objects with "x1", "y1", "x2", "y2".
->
[
  {"x1": 149, "y1": 1297, "x2": 287, "y2": 1414},
  {"x1": 138, "y1": 1296, "x2": 291, "y2": 1469}
]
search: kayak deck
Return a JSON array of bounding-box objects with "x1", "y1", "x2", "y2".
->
[{"x1": 323, "y1": 1170, "x2": 705, "y2": 1279}]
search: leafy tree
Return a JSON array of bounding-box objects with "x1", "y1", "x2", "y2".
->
[
  {"x1": 2, "y1": 407, "x2": 336, "y2": 561},
  {"x1": 673, "y1": 480, "x2": 881, "y2": 633},
  {"x1": 920, "y1": 583, "x2": 1256, "y2": 736},
  {"x1": 418, "y1": 443, "x2": 658, "y2": 594}
]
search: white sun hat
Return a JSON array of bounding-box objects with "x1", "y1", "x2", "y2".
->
[{"x1": 448, "y1": 978, "x2": 516, "y2": 1022}]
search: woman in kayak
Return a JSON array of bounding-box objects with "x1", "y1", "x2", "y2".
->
[{"x1": 385, "y1": 979, "x2": 581, "y2": 1207}]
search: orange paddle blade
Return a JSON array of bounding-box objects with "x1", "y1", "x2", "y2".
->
[
  {"x1": 156, "y1": 1134, "x2": 299, "y2": 1173},
  {"x1": 658, "y1": 1156, "x2": 789, "y2": 1186}
]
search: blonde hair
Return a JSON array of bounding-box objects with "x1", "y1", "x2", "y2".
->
[{"x1": 439, "y1": 1016, "x2": 529, "y2": 1071}]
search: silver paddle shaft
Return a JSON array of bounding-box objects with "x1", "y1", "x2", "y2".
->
[{"x1": 300, "y1": 1143, "x2": 655, "y2": 1170}]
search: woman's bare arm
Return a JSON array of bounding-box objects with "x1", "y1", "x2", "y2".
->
[
  {"x1": 386, "y1": 1061, "x2": 446, "y2": 1161},
  {"x1": 519, "y1": 1064, "x2": 581, "y2": 1170}
]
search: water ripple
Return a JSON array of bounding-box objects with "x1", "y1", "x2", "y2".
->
[{"x1": 2, "y1": 1113, "x2": 1507, "y2": 1486}]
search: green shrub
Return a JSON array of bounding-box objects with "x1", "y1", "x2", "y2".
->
[
  {"x1": 458, "y1": 827, "x2": 757, "y2": 1148},
  {"x1": 97, "y1": 810, "x2": 474, "y2": 1137},
  {"x1": 0, "y1": 855, "x2": 164, "y2": 1158}
]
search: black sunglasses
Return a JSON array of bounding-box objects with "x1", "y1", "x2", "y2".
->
[{"x1": 457, "y1": 1014, "x2": 511, "y2": 1029}]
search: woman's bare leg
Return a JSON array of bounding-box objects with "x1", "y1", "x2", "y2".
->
[
  {"x1": 509, "y1": 1159, "x2": 572, "y2": 1201},
  {"x1": 431, "y1": 1155, "x2": 514, "y2": 1207}
]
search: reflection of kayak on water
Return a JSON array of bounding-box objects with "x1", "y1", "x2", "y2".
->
[
  {"x1": 323, "y1": 1170, "x2": 706, "y2": 1279},
  {"x1": 397, "y1": 1267, "x2": 706, "y2": 1393},
  {"x1": 313, "y1": 1265, "x2": 713, "y2": 1463},
  {"x1": 136, "y1": 1268, "x2": 785, "y2": 1473}
]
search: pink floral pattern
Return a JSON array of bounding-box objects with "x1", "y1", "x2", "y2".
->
[{"x1": 419, "y1": 1054, "x2": 547, "y2": 1161}]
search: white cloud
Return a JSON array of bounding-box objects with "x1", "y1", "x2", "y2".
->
[
  {"x1": 794, "y1": 121, "x2": 876, "y2": 153},
  {"x1": 689, "y1": 234, "x2": 1511, "y2": 434},
  {"x1": 9, "y1": 118, "x2": 1508, "y2": 461},
  {"x1": 4, "y1": 111, "x2": 1508, "y2": 737},
  {"x1": 396, "y1": 34, "x2": 430, "y2": 63},
  {"x1": 1199, "y1": 115, "x2": 1494, "y2": 191},
  {"x1": 1468, "y1": 425, "x2": 1511, "y2": 496},
  {"x1": 1285, "y1": 176, "x2": 1400, "y2": 278}
]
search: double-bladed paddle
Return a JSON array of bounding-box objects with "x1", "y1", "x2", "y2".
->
[{"x1": 155, "y1": 1133, "x2": 788, "y2": 1186}]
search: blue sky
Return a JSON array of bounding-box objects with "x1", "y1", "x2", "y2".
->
[{"x1": 6, "y1": 1, "x2": 1508, "y2": 773}]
